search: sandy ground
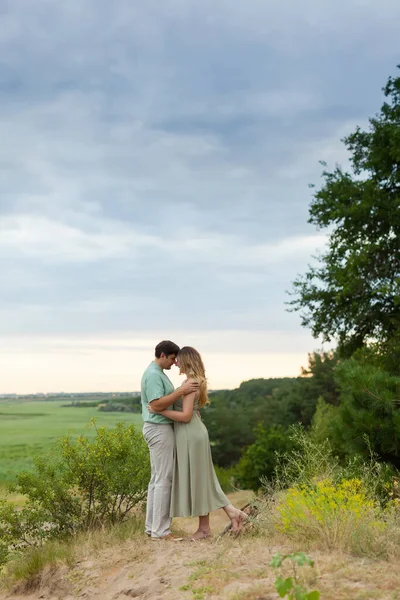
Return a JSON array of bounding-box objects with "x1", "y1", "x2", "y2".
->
[{"x1": 1, "y1": 492, "x2": 400, "y2": 600}]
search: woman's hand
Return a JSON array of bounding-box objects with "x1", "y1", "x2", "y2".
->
[{"x1": 147, "y1": 403, "x2": 162, "y2": 414}]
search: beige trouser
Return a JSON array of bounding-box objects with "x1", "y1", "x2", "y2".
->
[{"x1": 143, "y1": 422, "x2": 175, "y2": 538}]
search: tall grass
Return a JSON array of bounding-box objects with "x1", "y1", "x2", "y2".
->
[{"x1": 256, "y1": 426, "x2": 400, "y2": 558}]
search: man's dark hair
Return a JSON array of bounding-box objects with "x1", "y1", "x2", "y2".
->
[{"x1": 155, "y1": 340, "x2": 180, "y2": 358}]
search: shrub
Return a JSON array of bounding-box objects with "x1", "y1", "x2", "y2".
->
[
  {"x1": 0, "y1": 421, "x2": 150, "y2": 567},
  {"x1": 273, "y1": 425, "x2": 399, "y2": 506},
  {"x1": 275, "y1": 478, "x2": 385, "y2": 553},
  {"x1": 255, "y1": 428, "x2": 400, "y2": 557},
  {"x1": 57, "y1": 421, "x2": 149, "y2": 528},
  {"x1": 274, "y1": 425, "x2": 339, "y2": 490},
  {"x1": 340, "y1": 445, "x2": 398, "y2": 507}
]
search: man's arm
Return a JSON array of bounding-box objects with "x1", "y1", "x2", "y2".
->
[
  {"x1": 150, "y1": 392, "x2": 196, "y2": 423},
  {"x1": 149, "y1": 380, "x2": 199, "y2": 412}
]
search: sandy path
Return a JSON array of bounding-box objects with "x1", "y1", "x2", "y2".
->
[
  {"x1": 2, "y1": 491, "x2": 400, "y2": 600},
  {"x1": 0, "y1": 492, "x2": 257, "y2": 600}
]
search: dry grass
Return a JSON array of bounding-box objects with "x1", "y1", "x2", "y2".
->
[
  {"x1": 2, "y1": 492, "x2": 400, "y2": 599},
  {"x1": 0, "y1": 513, "x2": 147, "y2": 593},
  {"x1": 176, "y1": 537, "x2": 400, "y2": 600},
  {"x1": 248, "y1": 482, "x2": 400, "y2": 563}
]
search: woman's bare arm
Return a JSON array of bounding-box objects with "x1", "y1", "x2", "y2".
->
[
  {"x1": 149, "y1": 380, "x2": 199, "y2": 412},
  {"x1": 149, "y1": 391, "x2": 196, "y2": 423}
]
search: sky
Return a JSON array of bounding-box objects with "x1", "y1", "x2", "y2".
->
[{"x1": 1, "y1": 0, "x2": 399, "y2": 393}]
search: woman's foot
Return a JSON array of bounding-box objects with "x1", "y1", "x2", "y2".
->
[
  {"x1": 231, "y1": 510, "x2": 247, "y2": 533},
  {"x1": 189, "y1": 528, "x2": 211, "y2": 541}
]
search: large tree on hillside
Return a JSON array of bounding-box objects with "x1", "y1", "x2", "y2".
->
[{"x1": 289, "y1": 67, "x2": 400, "y2": 357}]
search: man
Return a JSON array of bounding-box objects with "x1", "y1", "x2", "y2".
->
[{"x1": 141, "y1": 340, "x2": 199, "y2": 540}]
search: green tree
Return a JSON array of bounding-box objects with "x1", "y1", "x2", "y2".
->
[
  {"x1": 235, "y1": 425, "x2": 295, "y2": 490},
  {"x1": 331, "y1": 359, "x2": 400, "y2": 467},
  {"x1": 203, "y1": 379, "x2": 293, "y2": 467},
  {"x1": 289, "y1": 68, "x2": 400, "y2": 358},
  {"x1": 301, "y1": 351, "x2": 340, "y2": 405},
  {"x1": 203, "y1": 355, "x2": 339, "y2": 468}
]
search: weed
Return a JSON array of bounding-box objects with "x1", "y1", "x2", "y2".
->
[{"x1": 269, "y1": 552, "x2": 320, "y2": 600}]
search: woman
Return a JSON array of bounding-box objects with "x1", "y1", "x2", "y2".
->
[{"x1": 148, "y1": 346, "x2": 247, "y2": 540}]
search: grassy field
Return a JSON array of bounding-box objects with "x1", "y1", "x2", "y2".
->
[{"x1": 0, "y1": 401, "x2": 143, "y2": 485}]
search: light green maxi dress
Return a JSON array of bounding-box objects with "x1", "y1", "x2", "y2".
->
[{"x1": 170, "y1": 395, "x2": 229, "y2": 517}]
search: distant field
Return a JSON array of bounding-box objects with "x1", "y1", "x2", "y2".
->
[{"x1": 0, "y1": 401, "x2": 143, "y2": 484}]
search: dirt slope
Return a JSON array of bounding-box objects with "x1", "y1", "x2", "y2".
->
[{"x1": 1, "y1": 492, "x2": 400, "y2": 600}]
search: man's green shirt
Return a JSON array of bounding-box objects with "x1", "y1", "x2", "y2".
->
[{"x1": 141, "y1": 362, "x2": 175, "y2": 424}]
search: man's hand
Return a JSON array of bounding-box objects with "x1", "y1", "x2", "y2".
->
[
  {"x1": 146, "y1": 380, "x2": 199, "y2": 413},
  {"x1": 179, "y1": 380, "x2": 199, "y2": 395}
]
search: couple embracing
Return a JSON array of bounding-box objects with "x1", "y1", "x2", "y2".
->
[{"x1": 141, "y1": 340, "x2": 247, "y2": 541}]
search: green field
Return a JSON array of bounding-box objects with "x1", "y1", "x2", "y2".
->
[{"x1": 0, "y1": 401, "x2": 143, "y2": 485}]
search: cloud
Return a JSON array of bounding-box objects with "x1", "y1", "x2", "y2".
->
[
  {"x1": 1, "y1": 0, "x2": 399, "y2": 390},
  {"x1": 0, "y1": 212, "x2": 328, "y2": 265}
]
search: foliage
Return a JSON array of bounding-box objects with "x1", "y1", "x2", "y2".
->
[
  {"x1": 276, "y1": 478, "x2": 381, "y2": 549},
  {"x1": 236, "y1": 425, "x2": 296, "y2": 491},
  {"x1": 214, "y1": 465, "x2": 237, "y2": 493},
  {"x1": 0, "y1": 421, "x2": 149, "y2": 567},
  {"x1": 300, "y1": 351, "x2": 340, "y2": 405},
  {"x1": 332, "y1": 358, "x2": 400, "y2": 467},
  {"x1": 351, "y1": 333, "x2": 400, "y2": 376},
  {"x1": 273, "y1": 474, "x2": 400, "y2": 557},
  {"x1": 309, "y1": 397, "x2": 339, "y2": 446},
  {"x1": 274, "y1": 425, "x2": 339, "y2": 490},
  {"x1": 58, "y1": 421, "x2": 149, "y2": 527},
  {"x1": 266, "y1": 429, "x2": 400, "y2": 555},
  {"x1": 203, "y1": 352, "x2": 338, "y2": 468},
  {"x1": 269, "y1": 552, "x2": 320, "y2": 600},
  {"x1": 203, "y1": 378, "x2": 293, "y2": 467},
  {"x1": 289, "y1": 67, "x2": 400, "y2": 358},
  {"x1": 340, "y1": 450, "x2": 398, "y2": 507},
  {"x1": 272, "y1": 425, "x2": 399, "y2": 507}
]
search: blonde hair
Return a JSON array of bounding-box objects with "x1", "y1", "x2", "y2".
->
[{"x1": 178, "y1": 346, "x2": 209, "y2": 408}]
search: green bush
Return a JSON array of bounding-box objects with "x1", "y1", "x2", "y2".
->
[
  {"x1": 0, "y1": 421, "x2": 150, "y2": 567},
  {"x1": 273, "y1": 426, "x2": 398, "y2": 506},
  {"x1": 275, "y1": 478, "x2": 382, "y2": 551},
  {"x1": 236, "y1": 425, "x2": 296, "y2": 491}
]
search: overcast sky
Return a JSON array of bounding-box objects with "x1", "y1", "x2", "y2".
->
[{"x1": 1, "y1": 0, "x2": 399, "y2": 393}]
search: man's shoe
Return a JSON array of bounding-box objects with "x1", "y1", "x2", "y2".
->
[{"x1": 150, "y1": 533, "x2": 184, "y2": 541}]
